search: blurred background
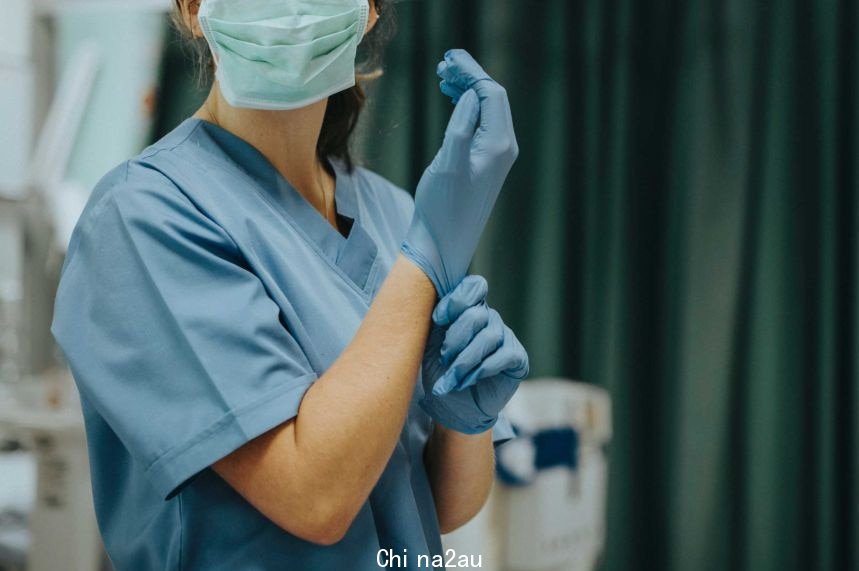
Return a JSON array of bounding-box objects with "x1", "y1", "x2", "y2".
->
[{"x1": 1, "y1": 0, "x2": 858, "y2": 570}]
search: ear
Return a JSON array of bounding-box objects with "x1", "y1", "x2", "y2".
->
[
  {"x1": 180, "y1": 0, "x2": 205, "y2": 39},
  {"x1": 365, "y1": 0, "x2": 379, "y2": 35}
]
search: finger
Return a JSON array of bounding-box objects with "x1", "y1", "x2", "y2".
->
[
  {"x1": 456, "y1": 309, "x2": 516, "y2": 390},
  {"x1": 439, "y1": 50, "x2": 509, "y2": 135},
  {"x1": 433, "y1": 312, "x2": 505, "y2": 395},
  {"x1": 435, "y1": 89, "x2": 480, "y2": 167},
  {"x1": 438, "y1": 49, "x2": 491, "y2": 91},
  {"x1": 440, "y1": 304, "x2": 490, "y2": 365},
  {"x1": 437, "y1": 62, "x2": 462, "y2": 102},
  {"x1": 431, "y1": 372, "x2": 456, "y2": 399},
  {"x1": 433, "y1": 275, "x2": 489, "y2": 326},
  {"x1": 437, "y1": 52, "x2": 468, "y2": 103},
  {"x1": 456, "y1": 326, "x2": 529, "y2": 391},
  {"x1": 440, "y1": 80, "x2": 466, "y2": 104},
  {"x1": 444, "y1": 89, "x2": 480, "y2": 139}
]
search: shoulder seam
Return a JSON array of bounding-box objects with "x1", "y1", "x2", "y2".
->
[
  {"x1": 121, "y1": 161, "x2": 244, "y2": 255},
  {"x1": 137, "y1": 120, "x2": 203, "y2": 162},
  {"x1": 77, "y1": 159, "x2": 239, "y2": 259}
]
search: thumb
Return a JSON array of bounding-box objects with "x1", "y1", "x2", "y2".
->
[{"x1": 436, "y1": 89, "x2": 480, "y2": 166}]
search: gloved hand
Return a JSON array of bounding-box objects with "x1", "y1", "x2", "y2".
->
[
  {"x1": 402, "y1": 49, "x2": 519, "y2": 296},
  {"x1": 421, "y1": 275, "x2": 530, "y2": 435}
]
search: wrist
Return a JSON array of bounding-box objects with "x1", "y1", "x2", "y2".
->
[
  {"x1": 420, "y1": 395, "x2": 498, "y2": 436},
  {"x1": 401, "y1": 217, "x2": 451, "y2": 296},
  {"x1": 393, "y1": 254, "x2": 437, "y2": 299},
  {"x1": 432, "y1": 421, "x2": 491, "y2": 443}
]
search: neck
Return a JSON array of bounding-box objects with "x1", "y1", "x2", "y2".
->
[{"x1": 194, "y1": 82, "x2": 336, "y2": 221}]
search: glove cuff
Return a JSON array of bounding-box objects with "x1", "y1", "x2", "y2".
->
[
  {"x1": 401, "y1": 217, "x2": 451, "y2": 296},
  {"x1": 419, "y1": 394, "x2": 498, "y2": 435}
]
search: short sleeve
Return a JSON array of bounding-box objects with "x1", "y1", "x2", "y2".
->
[{"x1": 52, "y1": 170, "x2": 318, "y2": 499}]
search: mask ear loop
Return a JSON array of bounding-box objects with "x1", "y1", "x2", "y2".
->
[
  {"x1": 356, "y1": 0, "x2": 371, "y2": 46},
  {"x1": 196, "y1": 0, "x2": 222, "y2": 69}
]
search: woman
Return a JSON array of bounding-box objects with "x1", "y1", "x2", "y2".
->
[{"x1": 52, "y1": 0, "x2": 527, "y2": 569}]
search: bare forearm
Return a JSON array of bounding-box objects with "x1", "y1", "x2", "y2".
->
[
  {"x1": 214, "y1": 256, "x2": 437, "y2": 542},
  {"x1": 425, "y1": 424, "x2": 495, "y2": 534},
  {"x1": 292, "y1": 257, "x2": 436, "y2": 511}
]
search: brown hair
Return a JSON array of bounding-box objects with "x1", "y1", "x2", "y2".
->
[{"x1": 172, "y1": 0, "x2": 396, "y2": 172}]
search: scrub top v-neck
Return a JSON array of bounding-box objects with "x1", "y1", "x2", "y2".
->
[{"x1": 51, "y1": 118, "x2": 512, "y2": 571}]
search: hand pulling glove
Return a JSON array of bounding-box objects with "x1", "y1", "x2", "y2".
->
[{"x1": 421, "y1": 276, "x2": 529, "y2": 434}]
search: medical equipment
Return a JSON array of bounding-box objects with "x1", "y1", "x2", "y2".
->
[
  {"x1": 420, "y1": 275, "x2": 528, "y2": 436},
  {"x1": 0, "y1": 35, "x2": 105, "y2": 571},
  {"x1": 0, "y1": 204, "x2": 23, "y2": 393},
  {"x1": 0, "y1": 400, "x2": 103, "y2": 571},
  {"x1": 0, "y1": 278, "x2": 22, "y2": 392},
  {"x1": 199, "y1": 0, "x2": 370, "y2": 111},
  {"x1": 0, "y1": 450, "x2": 35, "y2": 571},
  {"x1": 0, "y1": 0, "x2": 34, "y2": 395},
  {"x1": 402, "y1": 50, "x2": 519, "y2": 296},
  {"x1": 0, "y1": 0, "x2": 36, "y2": 202},
  {"x1": 0, "y1": 2, "x2": 173, "y2": 570},
  {"x1": 443, "y1": 379, "x2": 612, "y2": 571}
]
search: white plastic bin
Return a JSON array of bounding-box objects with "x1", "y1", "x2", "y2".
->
[{"x1": 443, "y1": 379, "x2": 611, "y2": 571}]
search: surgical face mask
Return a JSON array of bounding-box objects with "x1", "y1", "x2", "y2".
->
[{"x1": 198, "y1": 0, "x2": 370, "y2": 111}]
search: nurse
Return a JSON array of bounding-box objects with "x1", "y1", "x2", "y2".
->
[{"x1": 52, "y1": 0, "x2": 527, "y2": 569}]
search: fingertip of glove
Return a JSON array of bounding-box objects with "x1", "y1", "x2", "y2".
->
[
  {"x1": 437, "y1": 371, "x2": 462, "y2": 395},
  {"x1": 432, "y1": 380, "x2": 450, "y2": 397},
  {"x1": 462, "y1": 274, "x2": 489, "y2": 300},
  {"x1": 488, "y1": 307, "x2": 504, "y2": 327},
  {"x1": 439, "y1": 80, "x2": 465, "y2": 105},
  {"x1": 444, "y1": 48, "x2": 474, "y2": 65},
  {"x1": 432, "y1": 302, "x2": 450, "y2": 326},
  {"x1": 437, "y1": 351, "x2": 449, "y2": 368},
  {"x1": 508, "y1": 355, "x2": 530, "y2": 380},
  {"x1": 438, "y1": 340, "x2": 451, "y2": 365}
]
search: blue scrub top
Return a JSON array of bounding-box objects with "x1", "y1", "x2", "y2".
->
[{"x1": 52, "y1": 118, "x2": 513, "y2": 571}]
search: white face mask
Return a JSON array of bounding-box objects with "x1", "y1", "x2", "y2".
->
[{"x1": 198, "y1": 0, "x2": 370, "y2": 110}]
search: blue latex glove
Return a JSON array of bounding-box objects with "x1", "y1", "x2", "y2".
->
[
  {"x1": 421, "y1": 276, "x2": 530, "y2": 435},
  {"x1": 402, "y1": 50, "x2": 519, "y2": 296}
]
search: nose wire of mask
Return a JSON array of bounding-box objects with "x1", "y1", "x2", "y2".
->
[{"x1": 198, "y1": 0, "x2": 371, "y2": 111}]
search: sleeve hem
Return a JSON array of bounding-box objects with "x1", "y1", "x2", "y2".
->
[{"x1": 145, "y1": 372, "x2": 318, "y2": 500}]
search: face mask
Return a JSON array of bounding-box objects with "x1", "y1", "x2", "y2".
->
[{"x1": 198, "y1": 0, "x2": 370, "y2": 110}]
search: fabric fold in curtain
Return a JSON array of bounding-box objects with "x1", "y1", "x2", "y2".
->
[{"x1": 356, "y1": 1, "x2": 859, "y2": 569}]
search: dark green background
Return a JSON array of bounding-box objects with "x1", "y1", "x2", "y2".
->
[{"x1": 156, "y1": 1, "x2": 859, "y2": 569}]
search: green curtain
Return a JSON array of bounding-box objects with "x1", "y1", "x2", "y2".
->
[{"x1": 355, "y1": 1, "x2": 859, "y2": 570}]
